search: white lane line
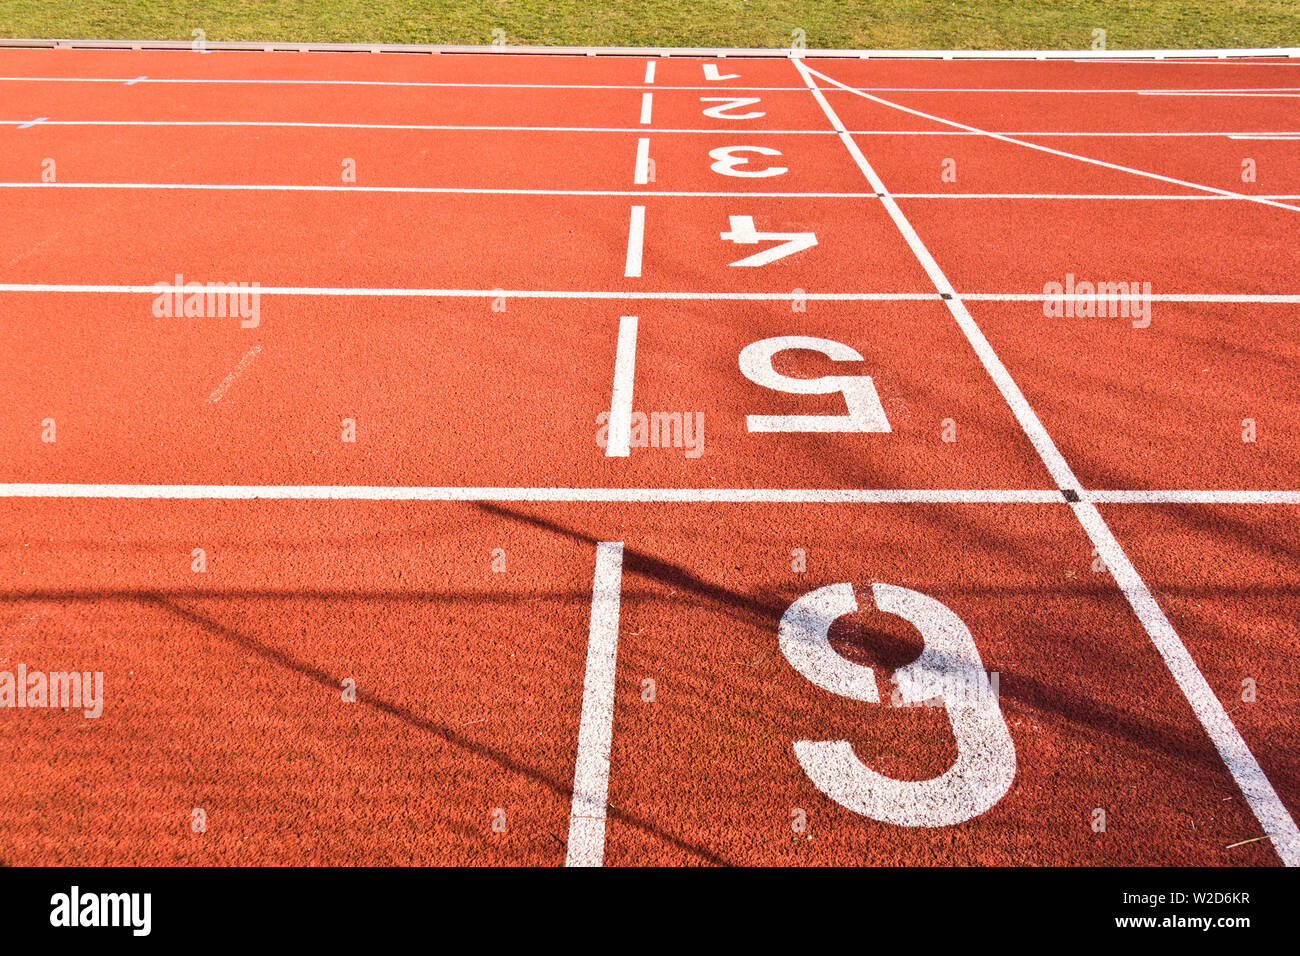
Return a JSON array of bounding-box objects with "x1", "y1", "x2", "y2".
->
[
  {"x1": 605, "y1": 316, "x2": 638, "y2": 458},
  {"x1": 1228, "y1": 134, "x2": 1300, "y2": 140},
  {"x1": 0, "y1": 284, "x2": 936, "y2": 300},
  {"x1": 0, "y1": 181, "x2": 882, "y2": 198},
  {"x1": 639, "y1": 92, "x2": 653, "y2": 124},
  {"x1": 0, "y1": 484, "x2": 1063, "y2": 503},
  {"x1": 566, "y1": 540, "x2": 625, "y2": 868},
  {"x1": 0, "y1": 484, "x2": 1293, "y2": 504},
  {"x1": 801, "y1": 63, "x2": 1300, "y2": 215},
  {"x1": 0, "y1": 119, "x2": 841, "y2": 134},
  {"x1": 1071, "y1": 501, "x2": 1299, "y2": 867},
  {"x1": 6, "y1": 76, "x2": 1300, "y2": 94},
  {"x1": 1087, "y1": 490, "x2": 1300, "y2": 504},
  {"x1": 624, "y1": 206, "x2": 645, "y2": 278},
  {"x1": 1138, "y1": 90, "x2": 1300, "y2": 97},
  {"x1": 633, "y1": 137, "x2": 651, "y2": 185},
  {"x1": 4, "y1": 119, "x2": 1298, "y2": 138},
  {"x1": 8, "y1": 182, "x2": 1300, "y2": 202},
  {"x1": 963, "y1": 293, "x2": 1300, "y2": 303},
  {"x1": 897, "y1": 192, "x2": 1300, "y2": 200},
  {"x1": 3, "y1": 285, "x2": 1298, "y2": 303},
  {"x1": 796, "y1": 55, "x2": 1300, "y2": 866},
  {"x1": 0, "y1": 75, "x2": 811, "y2": 91}
]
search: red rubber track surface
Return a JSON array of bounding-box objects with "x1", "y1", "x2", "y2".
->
[{"x1": 0, "y1": 47, "x2": 1297, "y2": 867}]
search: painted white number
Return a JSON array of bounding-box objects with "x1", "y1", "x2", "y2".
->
[
  {"x1": 700, "y1": 96, "x2": 766, "y2": 120},
  {"x1": 721, "y1": 215, "x2": 816, "y2": 267},
  {"x1": 738, "y1": 336, "x2": 889, "y2": 433},
  {"x1": 709, "y1": 146, "x2": 788, "y2": 179},
  {"x1": 778, "y1": 582, "x2": 1016, "y2": 827},
  {"x1": 703, "y1": 64, "x2": 740, "y2": 81}
]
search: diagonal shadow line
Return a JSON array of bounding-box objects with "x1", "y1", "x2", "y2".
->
[
  {"x1": 475, "y1": 502, "x2": 1245, "y2": 783},
  {"x1": 141, "y1": 592, "x2": 731, "y2": 867},
  {"x1": 474, "y1": 501, "x2": 789, "y2": 626}
]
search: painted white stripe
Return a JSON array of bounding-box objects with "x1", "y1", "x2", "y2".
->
[
  {"x1": 1228, "y1": 134, "x2": 1300, "y2": 140},
  {"x1": 566, "y1": 540, "x2": 625, "y2": 868},
  {"x1": 633, "y1": 138, "x2": 651, "y2": 185},
  {"x1": 797, "y1": 56, "x2": 1300, "y2": 866},
  {"x1": 639, "y1": 92, "x2": 653, "y2": 124},
  {"x1": 0, "y1": 181, "x2": 881, "y2": 198},
  {"x1": 802, "y1": 63, "x2": 1300, "y2": 215},
  {"x1": 2, "y1": 285, "x2": 1297, "y2": 303},
  {"x1": 0, "y1": 119, "x2": 841, "y2": 134},
  {"x1": 7, "y1": 75, "x2": 1300, "y2": 93},
  {"x1": 17, "y1": 184, "x2": 1300, "y2": 202},
  {"x1": 0, "y1": 484, "x2": 1293, "y2": 505},
  {"x1": 1139, "y1": 90, "x2": 1300, "y2": 97},
  {"x1": 7, "y1": 182, "x2": 1299, "y2": 202},
  {"x1": 606, "y1": 316, "x2": 638, "y2": 458},
  {"x1": 1086, "y1": 489, "x2": 1300, "y2": 504},
  {"x1": 4, "y1": 119, "x2": 1298, "y2": 138},
  {"x1": 1071, "y1": 501, "x2": 1300, "y2": 866},
  {"x1": 16, "y1": 181, "x2": 1300, "y2": 202},
  {"x1": 963, "y1": 293, "x2": 1300, "y2": 303},
  {"x1": 0, "y1": 484, "x2": 1065, "y2": 503},
  {"x1": 624, "y1": 206, "x2": 645, "y2": 278},
  {"x1": 0, "y1": 181, "x2": 883, "y2": 199},
  {"x1": 896, "y1": 192, "x2": 1300, "y2": 200}
]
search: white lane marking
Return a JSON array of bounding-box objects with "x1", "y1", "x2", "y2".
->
[
  {"x1": 3, "y1": 285, "x2": 1299, "y2": 303},
  {"x1": 1138, "y1": 90, "x2": 1300, "y2": 97},
  {"x1": 5, "y1": 76, "x2": 1300, "y2": 94},
  {"x1": 0, "y1": 483, "x2": 1294, "y2": 504},
  {"x1": 0, "y1": 182, "x2": 880, "y2": 198},
  {"x1": 605, "y1": 316, "x2": 638, "y2": 457},
  {"x1": 638, "y1": 92, "x2": 653, "y2": 124},
  {"x1": 6, "y1": 181, "x2": 1300, "y2": 202},
  {"x1": 962, "y1": 293, "x2": 1300, "y2": 302},
  {"x1": 797, "y1": 55, "x2": 1300, "y2": 865},
  {"x1": 801, "y1": 63, "x2": 1300, "y2": 215},
  {"x1": 624, "y1": 205, "x2": 645, "y2": 278},
  {"x1": 1228, "y1": 134, "x2": 1300, "y2": 140},
  {"x1": 3, "y1": 119, "x2": 1298, "y2": 137},
  {"x1": 1071, "y1": 501, "x2": 1300, "y2": 866},
  {"x1": 633, "y1": 137, "x2": 651, "y2": 184},
  {"x1": 0, "y1": 119, "x2": 843, "y2": 133},
  {"x1": 1086, "y1": 490, "x2": 1300, "y2": 504},
  {"x1": 897, "y1": 192, "x2": 1300, "y2": 200},
  {"x1": 703, "y1": 64, "x2": 740, "y2": 81},
  {"x1": 566, "y1": 541, "x2": 625, "y2": 868},
  {"x1": 6, "y1": 182, "x2": 1300, "y2": 202},
  {"x1": 0, "y1": 484, "x2": 1064, "y2": 503}
]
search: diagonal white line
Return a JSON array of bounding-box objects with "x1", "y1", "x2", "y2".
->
[
  {"x1": 795, "y1": 55, "x2": 1300, "y2": 866},
  {"x1": 806, "y1": 63, "x2": 1300, "y2": 214}
]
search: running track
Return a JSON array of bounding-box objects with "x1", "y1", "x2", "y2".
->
[{"x1": 0, "y1": 45, "x2": 1298, "y2": 866}]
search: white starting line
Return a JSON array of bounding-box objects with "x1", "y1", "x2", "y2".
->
[{"x1": 0, "y1": 484, "x2": 1295, "y2": 505}]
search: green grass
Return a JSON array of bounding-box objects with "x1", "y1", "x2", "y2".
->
[{"x1": 1, "y1": 1, "x2": 1298, "y2": 50}]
